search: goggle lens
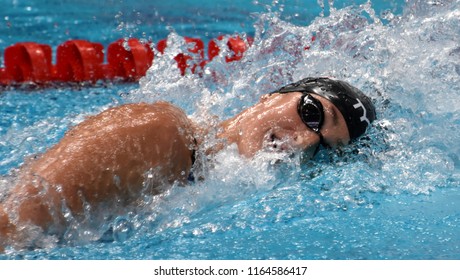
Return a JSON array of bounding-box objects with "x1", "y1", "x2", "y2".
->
[{"x1": 298, "y1": 94, "x2": 324, "y2": 133}]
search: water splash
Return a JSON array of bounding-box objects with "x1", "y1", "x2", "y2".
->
[
  {"x1": 129, "y1": 0, "x2": 459, "y2": 200},
  {"x1": 119, "y1": 1, "x2": 460, "y2": 248},
  {"x1": 1, "y1": 0, "x2": 459, "y2": 257}
]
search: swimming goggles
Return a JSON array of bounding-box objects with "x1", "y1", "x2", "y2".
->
[
  {"x1": 297, "y1": 93, "x2": 324, "y2": 134},
  {"x1": 271, "y1": 89, "x2": 327, "y2": 153}
]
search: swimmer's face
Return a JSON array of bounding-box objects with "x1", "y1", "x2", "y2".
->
[{"x1": 224, "y1": 92, "x2": 350, "y2": 157}]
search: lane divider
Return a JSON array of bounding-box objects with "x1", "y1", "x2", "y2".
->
[{"x1": 0, "y1": 35, "x2": 253, "y2": 86}]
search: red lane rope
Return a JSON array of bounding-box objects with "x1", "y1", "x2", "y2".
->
[{"x1": 0, "y1": 35, "x2": 253, "y2": 86}]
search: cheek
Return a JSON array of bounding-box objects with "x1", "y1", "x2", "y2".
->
[
  {"x1": 270, "y1": 129, "x2": 319, "y2": 152},
  {"x1": 291, "y1": 130, "x2": 320, "y2": 150},
  {"x1": 320, "y1": 127, "x2": 350, "y2": 148},
  {"x1": 236, "y1": 119, "x2": 270, "y2": 157}
]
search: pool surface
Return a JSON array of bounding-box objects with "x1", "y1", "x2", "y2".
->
[{"x1": 0, "y1": 0, "x2": 459, "y2": 259}]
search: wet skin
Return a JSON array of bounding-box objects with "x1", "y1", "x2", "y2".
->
[
  {"x1": 1, "y1": 102, "x2": 196, "y2": 249},
  {"x1": 217, "y1": 92, "x2": 350, "y2": 157},
  {"x1": 0, "y1": 92, "x2": 350, "y2": 250}
]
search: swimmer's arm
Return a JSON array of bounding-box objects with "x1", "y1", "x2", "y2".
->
[
  {"x1": 0, "y1": 102, "x2": 196, "y2": 250},
  {"x1": 0, "y1": 206, "x2": 17, "y2": 252}
]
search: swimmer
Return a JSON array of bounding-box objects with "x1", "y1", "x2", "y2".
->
[{"x1": 0, "y1": 77, "x2": 376, "y2": 250}]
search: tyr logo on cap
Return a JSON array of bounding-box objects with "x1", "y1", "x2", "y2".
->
[{"x1": 353, "y1": 99, "x2": 371, "y2": 126}]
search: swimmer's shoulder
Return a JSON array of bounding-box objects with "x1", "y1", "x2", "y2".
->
[
  {"x1": 80, "y1": 101, "x2": 187, "y2": 125},
  {"x1": 110, "y1": 101, "x2": 187, "y2": 118},
  {"x1": 64, "y1": 101, "x2": 193, "y2": 142}
]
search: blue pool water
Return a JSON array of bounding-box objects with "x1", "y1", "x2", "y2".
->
[{"x1": 1, "y1": 0, "x2": 459, "y2": 259}]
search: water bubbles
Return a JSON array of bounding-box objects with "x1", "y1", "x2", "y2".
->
[
  {"x1": 381, "y1": 10, "x2": 395, "y2": 22},
  {"x1": 121, "y1": 39, "x2": 130, "y2": 51},
  {"x1": 112, "y1": 216, "x2": 134, "y2": 243}
]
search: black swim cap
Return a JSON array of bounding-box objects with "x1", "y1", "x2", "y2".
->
[{"x1": 275, "y1": 77, "x2": 376, "y2": 140}]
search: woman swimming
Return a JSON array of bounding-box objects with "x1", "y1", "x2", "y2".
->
[{"x1": 0, "y1": 77, "x2": 376, "y2": 250}]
